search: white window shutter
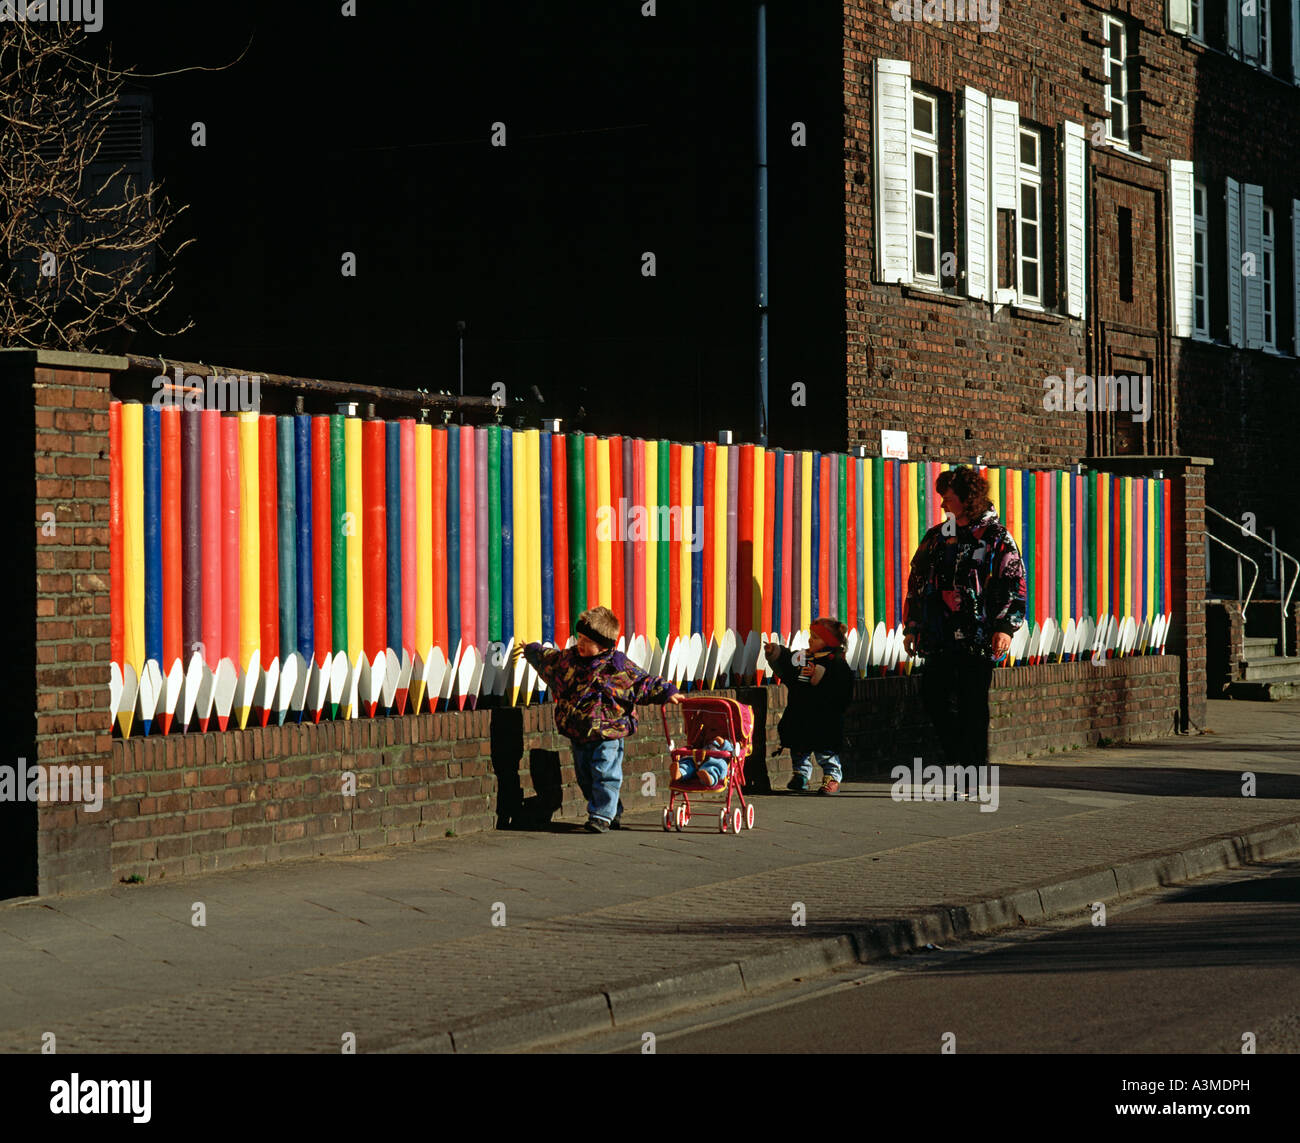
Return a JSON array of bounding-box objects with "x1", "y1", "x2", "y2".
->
[
  {"x1": 1226, "y1": 177, "x2": 1243, "y2": 346},
  {"x1": 1242, "y1": 0, "x2": 1260, "y2": 64},
  {"x1": 962, "y1": 86, "x2": 991, "y2": 301},
  {"x1": 1242, "y1": 182, "x2": 1265, "y2": 348},
  {"x1": 1062, "y1": 121, "x2": 1088, "y2": 320},
  {"x1": 1292, "y1": 200, "x2": 1300, "y2": 353},
  {"x1": 873, "y1": 58, "x2": 913, "y2": 285},
  {"x1": 1228, "y1": 4, "x2": 1242, "y2": 57},
  {"x1": 990, "y1": 98, "x2": 1019, "y2": 212},
  {"x1": 990, "y1": 98, "x2": 1019, "y2": 305},
  {"x1": 1292, "y1": 0, "x2": 1300, "y2": 83},
  {"x1": 1169, "y1": 160, "x2": 1196, "y2": 338},
  {"x1": 1168, "y1": 0, "x2": 1192, "y2": 35}
]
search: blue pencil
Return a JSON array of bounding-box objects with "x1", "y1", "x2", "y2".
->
[
  {"x1": 294, "y1": 414, "x2": 314, "y2": 670},
  {"x1": 276, "y1": 416, "x2": 297, "y2": 666}
]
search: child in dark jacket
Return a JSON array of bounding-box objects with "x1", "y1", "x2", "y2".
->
[
  {"x1": 519, "y1": 606, "x2": 683, "y2": 832},
  {"x1": 764, "y1": 617, "x2": 854, "y2": 794}
]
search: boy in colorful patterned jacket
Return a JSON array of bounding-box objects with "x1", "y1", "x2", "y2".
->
[{"x1": 519, "y1": 607, "x2": 683, "y2": 833}]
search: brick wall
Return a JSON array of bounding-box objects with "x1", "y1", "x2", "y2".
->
[
  {"x1": 8, "y1": 352, "x2": 1192, "y2": 896},
  {"x1": 38, "y1": 657, "x2": 1181, "y2": 891}
]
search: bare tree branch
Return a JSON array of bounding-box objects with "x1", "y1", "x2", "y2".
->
[{"x1": 0, "y1": 21, "x2": 194, "y2": 350}]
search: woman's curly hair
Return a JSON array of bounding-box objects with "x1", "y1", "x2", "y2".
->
[{"x1": 935, "y1": 465, "x2": 992, "y2": 521}]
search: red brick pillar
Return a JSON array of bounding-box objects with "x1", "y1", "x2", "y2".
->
[
  {"x1": 1170, "y1": 464, "x2": 1207, "y2": 731},
  {"x1": 32, "y1": 357, "x2": 114, "y2": 894}
]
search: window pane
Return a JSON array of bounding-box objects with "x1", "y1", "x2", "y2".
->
[
  {"x1": 916, "y1": 238, "x2": 935, "y2": 277},
  {"x1": 915, "y1": 194, "x2": 935, "y2": 235},
  {"x1": 1110, "y1": 104, "x2": 1125, "y2": 137},
  {"x1": 1019, "y1": 132, "x2": 1037, "y2": 167},
  {"x1": 913, "y1": 153, "x2": 933, "y2": 194},
  {"x1": 1021, "y1": 220, "x2": 1037, "y2": 252},
  {"x1": 1023, "y1": 263, "x2": 1039, "y2": 299},
  {"x1": 1109, "y1": 63, "x2": 1125, "y2": 90},
  {"x1": 1020, "y1": 185, "x2": 1038, "y2": 221},
  {"x1": 913, "y1": 97, "x2": 933, "y2": 135}
]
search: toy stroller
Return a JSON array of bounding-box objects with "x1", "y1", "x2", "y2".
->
[{"x1": 660, "y1": 696, "x2": 756, "y2": 834}]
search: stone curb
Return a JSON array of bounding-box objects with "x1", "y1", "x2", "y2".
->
[{"x1": 395, "y1": 819, "x2": 1300, "y2": 1054}]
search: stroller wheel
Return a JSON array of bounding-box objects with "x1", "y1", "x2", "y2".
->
[
  {"x1": 745, "y1": 803, "x2": 756, "y2": 830},
  {"x1": 732, "y1": 807, "x2": 743, "y2": 834},
  {"x1": 718, "y1": 808, "x2": 728, "y2": 833},
  {"x1": 662, "y1": 807, "x2": 672, "y2": 832},
  {"x1": 674, "y1": 804, "x2": 687, "y2": 831}
]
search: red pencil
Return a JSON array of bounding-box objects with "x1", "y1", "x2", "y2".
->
[
  {"x1": 259, "y1": 414, "x2": 279, "y2": 683},
  {"x1": 311, "y1": 416, "x2": 332, "y2": 664},
  {"x1": 609, "y1": 435, "x2": 625, "y2": 631},
  {"x1": 819, "y1": 455, "x2": 831, "y2": 616},
  {"x1": 738, "y1": 445, "x2": 754, "y2": 639},
  {"x1": 552, "y1": 432, "x2": 570, "y2": 644},
  {"x1": 780, "y1": 453, "x2": 793, "y2": 637},
  {"x1": 846, "y1": 457, "x2": 857, "y2": 631},
  {"x1": 702, "y1": 442, "x2": 716, "y2": 640},
  {"x1": 633, "y1": 437, "x2": 646, "y2": 638},
  {"x1": 584, "y1": 434, "x2": 598, "y2": 610},
  {"x1": 668, "y1": 441, "x2": 681, "y2": 637},
  {"x1": 431, "y1": 428, "x2": 448, "y2": 655},
  {"x1": 882, "y1": 460, "x2": 895, "y2": 630}
]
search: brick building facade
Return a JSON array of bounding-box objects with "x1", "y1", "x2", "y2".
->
[{"x1": 841, "y1": 0, "x2": 1298, "y2": 569}]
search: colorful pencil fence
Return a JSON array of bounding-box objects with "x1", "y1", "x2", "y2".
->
[{"x1": 108, "y1": 401, "x2": 1175, "y2": 733}]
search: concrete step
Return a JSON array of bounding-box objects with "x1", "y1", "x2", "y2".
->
[
  {"x1": 1243, "y1": 636, "x2": 1279, "y2": 655},
  {"x1": 1239, "y1": 656, "x2": 1300, "y2": 681},
  {"x1": 1226, "y1": 677, "x2": 1300, "y2": 701}
]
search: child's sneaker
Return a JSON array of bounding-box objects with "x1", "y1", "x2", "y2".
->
[
  {"x1": 786, "y1": 774, "x2": 806, "y2": 792},
  {"x1": 818, "y1": 778, "x2": 840, "y2": 795},
  {"x1": 584, "y1": 817, "x2": 610, "y2": 833}
]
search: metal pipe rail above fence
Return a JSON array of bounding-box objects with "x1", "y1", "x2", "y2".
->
[
  {"x1": 122, "y1": 354, "x2": 497, "y2": 417},
  {"x1": 1206, "y1": 506, "x2": 1298, "y2": 657}
]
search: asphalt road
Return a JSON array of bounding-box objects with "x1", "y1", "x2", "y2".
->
[{"x1": 557, "y1": 858, "x2": 1300, "y2": 1055}]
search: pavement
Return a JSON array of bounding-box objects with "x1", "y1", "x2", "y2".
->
[{"x1": 1, "y1": 699, "x2": 1298, "y2": 1054}]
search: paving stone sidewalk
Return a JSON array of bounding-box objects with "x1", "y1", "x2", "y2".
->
[{"x1": 1, "y1": 700, "x2": 1297, "y2": 1053}]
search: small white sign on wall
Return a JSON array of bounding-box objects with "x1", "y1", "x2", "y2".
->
[{"x1": 881, "y1": 430, "x2": 908, "y2": 460}]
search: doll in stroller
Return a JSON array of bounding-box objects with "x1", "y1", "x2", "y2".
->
[{"x1": 660, "y1": 695, "x2": 756, "y2": 834}]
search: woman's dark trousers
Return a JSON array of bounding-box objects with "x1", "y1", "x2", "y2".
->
[{"x1": 920, "y1": 652, "x2": 995, "y2": 767}]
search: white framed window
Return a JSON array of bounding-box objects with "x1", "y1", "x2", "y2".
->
[
  {"x1": 1259, "y1": 0, "x2": 1272, "y2": 70},
  {"x1": 911, "y1": 91, "x2": 940, "y2": 285},
  {"x1": 1017, "y1": 128, "x2": 1043, "y2": 304},
  {"x1": 1169, "y1": 0, "x2": 1203, "y2": 39},
  {"x1": 1104, "y1": 16, "x2": 1129, "y2": 145},
  {"x1": 1262, "y1": 204, "x2": 1276, "y2": 348},
  {"x1": 1193, "y1": 182, "x2": 1209, "y2": 337}
]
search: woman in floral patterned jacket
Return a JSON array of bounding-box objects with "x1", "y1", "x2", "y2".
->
[{"x1": 902, "y1": 466, "x2": 1027, "y2": 777}]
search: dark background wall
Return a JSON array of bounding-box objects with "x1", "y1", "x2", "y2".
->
[{"x1": 92, "y1": 0, "x2": 845, "y2": 450}]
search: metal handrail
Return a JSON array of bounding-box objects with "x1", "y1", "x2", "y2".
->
[
  {"x1": 1204, "y1": 531, "x2": 1259, "y2": 623},
  {"x1": 1206, "y1": 506, "x2": 1299, "y2": 657}
]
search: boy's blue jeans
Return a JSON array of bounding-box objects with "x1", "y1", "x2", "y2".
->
[
  {"x1": 790, "y1": 749, "x2": 842, "y2": 783},
  {"x1": 572, "y1": 737, "x2": 625, "y2": 823}
]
